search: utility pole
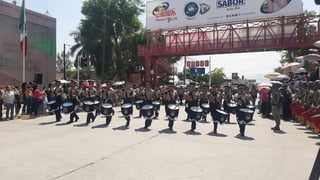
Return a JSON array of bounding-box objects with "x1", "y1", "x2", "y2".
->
[{"x1": 63, "y1": 43, "x2": 66, "y2": 80}]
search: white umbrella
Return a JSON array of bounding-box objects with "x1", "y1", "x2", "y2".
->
[
  {"x1": 293, "y1": 67, "x2": 307, "y2": 74},
  {"x1": 270, "y1": 81, "x2": 283, "y2": 86},
  {"x1": 281, "y1": 62, "x2": 303, "y2": 74},
  {"x1": 257, "y1": 82, "x2": 272, "y2": 91},
  {"x1": 313, "y1": 40, "x2": 320, "y2": 48},
  {"x1": 264, "y1": 72, "x2": 281, "y2": 79},
  {"x1": 274, "y1": 74, "x2": 290, "y2": 81},
  {"x1": 303, "y1": 54, "x2": 320, "y2": 62},
  {"x1": 112, "y1": 81, "x2": 125, "y2": 87},
  {"x1": 59, "y1": 79, "x2": 70, "y2": 84}
]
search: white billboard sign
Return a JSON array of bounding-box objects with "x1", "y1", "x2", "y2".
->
[{"x1": 146, "y1": 0, "x2": 303, "y2": 30}]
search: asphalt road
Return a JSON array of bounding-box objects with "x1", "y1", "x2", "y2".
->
[{"x1": 0, "y1": 105, "x2": 319, "y2": 180}]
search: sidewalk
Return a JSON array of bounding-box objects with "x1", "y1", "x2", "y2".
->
[{"x1": 0, "y1": 105, "x2": 318, "y2": 180}]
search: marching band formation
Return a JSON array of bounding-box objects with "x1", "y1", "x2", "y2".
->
[{"x1": 41, "y1": 80, "x2": 256, "y2": 137}]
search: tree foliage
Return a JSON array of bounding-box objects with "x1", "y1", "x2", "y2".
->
[
  {"x1": 177, "y1": 67, "x2": 226, "y2": 85},
  {"x1": 71, "y1": 0, "x2": 145, "y2": 81}
]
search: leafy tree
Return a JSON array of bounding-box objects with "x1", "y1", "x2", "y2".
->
[{"x1": 71, "y1": 0, "x2": 145, "y2": 81}]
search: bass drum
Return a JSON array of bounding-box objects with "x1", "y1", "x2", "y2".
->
[
  {"x1": 190, "y1": 106, "x2": 203, "y2": 121},
  {"x1": 168, "y1": 104, "x2": 179, "y2": 119},
  {"x1": 201, "y1": 103, "x2": 210, "y2": 114},
  {"x1": 101, "y1": 103, "x2": 113, "y2": 116},
  {"x1": 142, "y1": 104, "x2": 154, "y2": 118},
  {"x1": 62, "y1": 102, "x2": 74, "y2": 114},
  {"x1": 83, "y1": 101, "x2": 95, "y2": 112},
  {"x1": 216, "y1": 109, "x2": 228, "y2": 124},
  {"x1": 135, "y1": 100, "x2": 144, "y2": 110},
  {"x1": 121, "y1": 103, "x2": 133, "y2": 116},
  {"x1": 152, "y1": 101, "x2": 161, "y2": 111},
  {"x1": 47, "y1": 100, "x2": 58, "y2": 112}
]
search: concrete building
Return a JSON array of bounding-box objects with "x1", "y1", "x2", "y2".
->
[{"x1": 0, "y1": 0, "x2": 56, "y2": 86}]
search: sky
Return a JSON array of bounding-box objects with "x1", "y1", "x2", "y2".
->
[{"x1": 5, "y1": 0, "x2": 320, "y2": 83}]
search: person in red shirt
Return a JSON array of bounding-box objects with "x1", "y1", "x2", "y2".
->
[
  {"x1": 32, "y1": 84, "x2": 42, "y2": 118},
  {"x1": 260, "y1": 88, "x2": 270, "y2": 118}
]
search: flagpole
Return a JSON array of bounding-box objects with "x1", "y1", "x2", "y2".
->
[{"x1": 22, "y1": 25, "x2": 26, "y2": 83}]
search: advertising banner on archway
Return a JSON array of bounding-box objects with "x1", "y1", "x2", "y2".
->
[{"x1": 146, "y1": 0, "x2": 303, "y2": 30}]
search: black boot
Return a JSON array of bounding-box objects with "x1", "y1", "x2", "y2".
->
[
  {"x1": 125, "y1": 116, "x2": 130, "y2": 127},
  {"x1": 191, "y1": 121, "x2": 196, "y2": 131}
]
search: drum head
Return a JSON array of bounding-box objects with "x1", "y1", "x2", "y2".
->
[
  {"x1": 152, "y1": 101, "x2": 160, "y2": 105},
  {"x1": 239, "y1": 108, "x2": 254, "y2": 114},
  {"x1": 142, "y1": 104, "x2": 153, "y2": 110},
  {"x1": 47, "y1": 100, "x2": 56, "y2": 105},
  {"x1": 84, "y1": 101, "x2": 94, "y2": 105},
  {"x1": 201, "y1": 103, "x2": 210, "y2": 109},
  {"x1": 216, "y1": 109, "x2": 228, "y2": 115},
  {"x1": 168, "y1": 104, "x2": 179, "y2": 110},
  {"x1": 227, "y1": 103, "x2": 237, "y2": 108},
  {"x1": 136, "y1": 100, "x2": 143, "y2": 104},
  {"x1": 102, "y1": 103, "x2": 112, "y2": 109},
  {"x1": 63, "y1": 102, "x2": 73, "y2": 107},
  {"x1": 122, "y1": 103, "x2": 133, "y2": 108},
  {"x1": 190, "y1": 106, "x2": 203, "y2": 113}
]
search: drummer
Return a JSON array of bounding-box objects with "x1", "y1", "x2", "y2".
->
[
  {"x1": 209, "y1": 83, "x2": 222, "y2": 134},
  {"x1": 186, "y1": 83, "x2": 199, "y2": 131},
  {"x1": 67, "y1": 80, "x2": 80, "y2": 123},
  {"x1": 142, "y1": 81, "x2": 155, "y2": 129},
  {"x1": 84, "y1": 80, "x2": 98, "y2": 124},
  {"x1": 122, "y1": 81, "x2": 134, "y2": 104},
  {"x1": 199, "y1": 84, "x2": 209, "y2": 121},
  {"x1": 236, "y1": 97, "x2": 249, "y2": 137},
  {"x1": 122, "y1": 81, "x2": 134, "y2": 127},
  {"x1": 164, "y1": 84, "x2": 177, "y2": 130},
  {"x1": 52, "y1": 80, "x2": 63, "y2": 122},
  {"x1": 223, "y1": 85, "x2": 234, "y2": 123}
]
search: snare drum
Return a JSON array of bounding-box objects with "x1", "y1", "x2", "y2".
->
[
  {"x1": 168, "y1": 104, "x2": 179, "y2": 119},
  {"x1": 135, "y1": 100, "x2": 144, "y2": 110},
  {"x1": 121, "y1": 103, "x2": 133, "y2": 116},
  {"x1": 246, "y1": 105, "x2": 255, "y2": 112},
  {"x1": 142, "y1": 104, "x2": 154, "y2": 118},
  {"x1": 101, "y1": 103, "x2": 113, "y2": 116},
  {"x1": 83, "y1": 101, "x2": 95, "y2": 112},
  {"x1": 62, "y1": 102, "x2": 74, "y2": 114},
  {"x1": 152, "y1": 101, "x2": 161, "y2": 111},
  {"x1": 190, "y1": 106, "x2": 203, "y2": 121},
  {"x1": 201, "y1": 103, "x2": 210, "y2": 114},
  {"x1": 227, "y1": 103, "x2": 237, "y2": 114},
  {"x1": 216, "y1": 109, "x2": 228, "y2": 123},
  {"x1": 47, "y1": 100, "x2": 58, "y2": 112},
  {"x1": 93, "y1": 100, "x2": 100, "y2": 110},
  {"x1": 239, "y1": 108, "x2": 254, "y2": 123}
]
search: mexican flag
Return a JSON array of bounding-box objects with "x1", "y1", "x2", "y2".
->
[{"x1": 19, "y1": 0, "x2": 27, "y2": 56}]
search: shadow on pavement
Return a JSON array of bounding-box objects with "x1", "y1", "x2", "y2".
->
[
  {"x1": 207, "y1": 132, "x2": 227, "y2": 137},
  {"x1": 308, "y1": 135, "x2": 320, "y2": 139},
  {"x1": 158, "y1": 128, "x2": 177, "y2": 134},
  {"x1": 198, "y1": 120, "x2": 211, "y2": 124},
  {"x1": 55, "y1": 122, "x2": 71, "y2": 126},
  {"x1": 304, "y1": 131, "x2": 316, "y2": 134},
  {"x1": 235, "y1": 134, "x2": 255, "y2": 140},
  {"x1": 272, "y1": 130, "x2": 287, "y2": 134},
  {"x1": 112, "y1": 125, "x2": 129, "y2": 131},
  {"x1": 73, "y1": 123, "x2": 89, "y2": 127},
  {"x1": 135, "y1": 127, "x2": 151, "y2": 132},
  {"x1": 183, "y1": 130, "x2": 201, "y2": 136},
  {"x1": 38, "y1": 121, "x2": 57, "y2": 125},
  {"x1": 316, "y1": 142, "x2": 320, "y2": 146},
  {"x1": 92, "y1": 124, "x2": 108, "y2": 129},
  {"x1": 246, "y1": 123, "x2": 255, "y2": 126}
]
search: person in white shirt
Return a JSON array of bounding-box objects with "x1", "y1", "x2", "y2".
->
[{"x1": 3, "y1": 86, "x2": 15, "y2": 120}]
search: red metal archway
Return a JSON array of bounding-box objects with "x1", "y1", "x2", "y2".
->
[{"x1": 138, "y1": 15, "x2": 320, "y2": 85}]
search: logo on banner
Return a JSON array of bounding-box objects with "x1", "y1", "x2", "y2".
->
[
  {"x1": 260, "y1": 0, "x2": 291, "y2": 14},
  {"x1": 152, "y1": 2, "x2": 178, "y2": 23},
  {"x1": 216, "y1": 0, "x2": 246, "y2": 8},
  {"x1": 184, "y1": 2, "x2": 210, "y2": 20},
  {"x1": 190, "y1": 68, "x2": 205, "y2": 75}
]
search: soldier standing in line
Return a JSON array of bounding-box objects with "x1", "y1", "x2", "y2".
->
[{"x1": 271, "y1": 82, "x2": 283, "y2": 131}]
